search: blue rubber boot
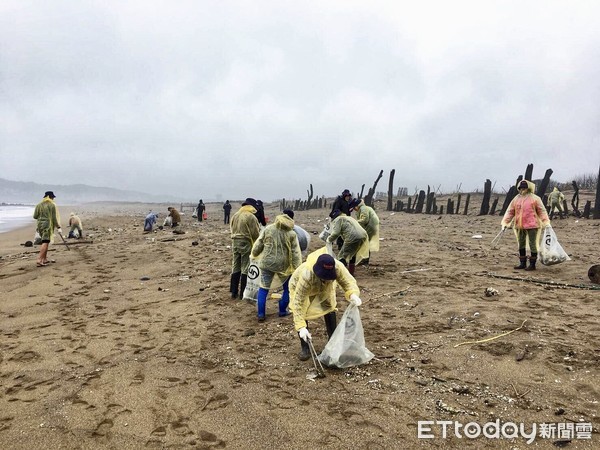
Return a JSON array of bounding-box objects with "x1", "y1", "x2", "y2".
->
[
  {"x1": 257, "y1": 287, "x2": 268, "y2": 321},
  {"x1": 278, "y1": 280, "x2": 290, "y2": 317}
]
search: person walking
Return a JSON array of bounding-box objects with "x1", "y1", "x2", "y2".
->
[
  {"x1": 196, "y1": 200, "x2": 206, "y2": 222},
  {"x1": 33, "y1": 191, "x2": 62, "y2": 267},
  {"x1": 289, "y1": 251, "x2": 362, "y2": 361},
  {"x1": 68, "y1": 212, "x2": 84, "y2": 239},
  {"x1": 251, "y1": 213, "x2": 302, "y2": 321},
  {"x1": 230, "y1": 198, "x2": 261, "y2": 298},
  {"x1": 223, "y1": 200, "x2": 232, "y2": 224},
  {"x1": 326, "y1": 209, "x2": 369, "y2": 275},
  {"x1": 547, "y1": 187, "x2": 565, "y2": 220},
  {"x1": 501, "y1": 179, "x2": 550, "y2": 271},
  {"x1": 348, "y1": 198, "x2": 380, "y2": 265}
]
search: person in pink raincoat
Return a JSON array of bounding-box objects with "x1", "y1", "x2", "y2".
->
[{"x1": 501, "y1": 179, "x2": 550, "y2": 271}]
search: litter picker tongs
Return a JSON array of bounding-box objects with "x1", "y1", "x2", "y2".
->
[
  {"x1": 307, "y1": 338, "x2": 326, "y2": 378},
  {"x1": 57, "y1": 231, "x2": 70, "y2": 251},
  {"x1": 491, "y1": 221, "x2": 512, "y2": 249}
]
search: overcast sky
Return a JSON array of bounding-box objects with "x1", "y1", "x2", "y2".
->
[{"x1": 1, "y1": 1, "x2": 599, "y2": 202}]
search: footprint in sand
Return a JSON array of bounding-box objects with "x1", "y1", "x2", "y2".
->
[{"x1": 201, "y1": 393, "x2": 230, "y2": 411}]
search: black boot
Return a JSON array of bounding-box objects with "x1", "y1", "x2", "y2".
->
[
  {"x1": 298, "y1": 338, "x2": 310, "y2": 361},
  {"x1": 239, "y1": 274, "x2": 248, "y2": 299},
  {"x1": 324, "y1": 312, "x2": 337, "y2": 339},
  {"x1": 230, "y1": 272, "x2": 241, "y2": 298},
  {"x1": 348, "y1": 263, "x2": 356, "y2": 276},
  {"x1": 526, "y1": 253, "x2": 537, "y2": 271},
  {"x1": 514, "y1": 249, "x2": 527, "y2": 269}
]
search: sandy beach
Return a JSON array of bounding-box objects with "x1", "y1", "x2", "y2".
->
[{"x1": 0, "y1": 198, "x2": 598, "y2": 449}]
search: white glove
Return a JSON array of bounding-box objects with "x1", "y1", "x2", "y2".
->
[
  {"x1": 350, "y1": 294, "x2": 362, "y2": 307},
  {"x1": 298, "y1": 327, "x2": 311, "y2": 342},
  {"x1": 57, "y1": 228, "x2": 63, "y2": 235},
  {"x1": 501, "y1": 226, "x2": 506, "y2": 231}
]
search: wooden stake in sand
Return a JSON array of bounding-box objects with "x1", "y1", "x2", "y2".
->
[{"x1": 454, "y1": 320, "x2": 528, "y2": 348}]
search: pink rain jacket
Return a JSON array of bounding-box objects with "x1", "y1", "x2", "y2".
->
[{"x1": 501, "y1": 180, "x2": 550, "y2": 230}]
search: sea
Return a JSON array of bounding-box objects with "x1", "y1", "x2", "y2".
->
[{"x1": 0, "y1": 205, "x2": 36, "y2": 234}]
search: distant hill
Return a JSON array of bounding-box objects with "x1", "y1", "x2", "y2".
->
[{"x1": 0, "y1": 178, "x2": 186, "y2": 205}]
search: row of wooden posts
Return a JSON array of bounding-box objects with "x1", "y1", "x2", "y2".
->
[{"x1": 281, "y1": 163, "x2": 600, "y2": 219}]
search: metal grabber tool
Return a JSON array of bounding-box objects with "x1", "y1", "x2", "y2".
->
[{"x1": 307, "y1": 338, "x2": 326, "y2": 378}]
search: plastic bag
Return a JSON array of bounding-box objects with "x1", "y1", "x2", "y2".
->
[
  {"x1": 243, "y1": 257, "x2": 260, "y2": 301},
  {"x1": 318, "y1": 222, "x2": 331, "y2": 242},
  {"x1": 539, "y1": 226, "x2": 571, "y2": 266},
  {"x1": 33, "y1": 231, "x2": 42, "y2": 245},
  {"x1": 318, "y1": 304, "x2": 374, "y2": 368},
  {"x1": 202, "y1": 211, "x2": 208, "y2": 220}
]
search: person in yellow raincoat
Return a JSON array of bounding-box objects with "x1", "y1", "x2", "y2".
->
[
  {"x1": 348, "y1": 198, "x2": 380, "y2": 265},
  {"x1": 251, "y1": 213, "x2": 302, "y2": 321},
  {"x1": 547, "y1": 187, "x2": 565, "y2": 220},
  {"x1": 326, "y1": 209, "x2": 369, "y2": 275},
  {"x1": 289, "y1": 249, "x2": 362, "y2": 361},
  {"x1": 501, "y1": 180, "x2": 550, "y2": 271},
  {"x1": 33, "y1": 191, "x2": 62, "y2": 267},
  {"x1": 230, "y1": 198, "x2": 261, "y2": 298}
]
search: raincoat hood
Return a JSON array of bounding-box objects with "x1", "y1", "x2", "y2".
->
[
  {"x1": 274, "y1": 214, "x2": 294, "y2": 231},
  {"x1": 240, "y1": 204, "x2": 257, "y2": 214},
  {"x1": 517, "y1": 179, "x2": 536, "y2": 194}
]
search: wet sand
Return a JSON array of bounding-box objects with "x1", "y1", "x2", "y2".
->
[{"x1": 0, "y1": 198, "x2": 598, "y2": 449}]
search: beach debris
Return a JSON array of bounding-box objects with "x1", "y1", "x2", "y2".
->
[
  {"x1": 158, "y1": 287, "x2": 169, "y2": 292},
  {"x1": 471, "y1": 234, "x2": 482, "y2": 239},
  {"x1": 140, "y1": 276, "x2": 150, "y2": 281},
  {"x1": 103, "y1": 289, "x2": 110, "y2": 293},
  {"x1": 588, "y1": 264, "x2": 600, "y2": 284},
  {"x1": 192, "y1": 241, "x2": 199, "y2": 246},
  {"x1": 23, "y1": 241, "x2": 33, "y2": 247},
  {"x1": 178, "y1": 275, "x2": 190, "y2": 281},
  {"x1": 399, "y1": 267, "x2": 439, "y2": 274},
  {"x1": 552, "y1": 440, "x2": 571, "y2": 448},
  {"x1": 486, "y1": 272, "x2": 600, "y2": 291},
  {"x1": 484, "y1": 287, "x2": 499, "y2": 297},
  {"x1": 368, "y1": 286, "x2": 411, "y2": 302},
  {"x1": 454, "y1": 319, "x2": 528, "y2": 348}
]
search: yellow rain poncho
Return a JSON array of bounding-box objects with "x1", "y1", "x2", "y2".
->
[
  {"x1": 251, "y1": 214, "x2": 302, "y2": 287},
  {"x1": 289, "y1": 248, "x2": 360, "y2": 331},
  {"x1": 354, "y1": 199, "x2": 380, "y2": 252},
  {"x1": 33, "y1": 197, "x2": 60, "y2": 243},
  {"x1": 326, "y1": 214, "x2": 369, "y2": 263},
  {"x1": 230, "y1": 205, "x2": 261, "y2": 273}
]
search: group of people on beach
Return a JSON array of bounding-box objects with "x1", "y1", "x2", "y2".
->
[
  {"x1": 226, "y1": 189, "x2": 381, "y2": 360},
  {"x1": 32, "y1": 179, "x2": 569, "y2": 359}
]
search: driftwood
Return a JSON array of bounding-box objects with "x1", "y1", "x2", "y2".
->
[
  {"x1": 387, "y1": 169, "x2": 395, "y2": 211},
  {"x1": 486, "y1": 272, "x2": 600, "y2": 290},
  {"x1": 571, "y1": 180, "x2": 580, "y2": 216},
  {"x1": 55, "y1": 240, "x2": 94, "y2": 246},
  {"x1": 583, "y1": 201, "x2": 591, "y2": 219}
]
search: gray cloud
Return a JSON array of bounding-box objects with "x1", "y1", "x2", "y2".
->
[{"x1": 1, "y1": 0, "x2": 599, "y2": 201}]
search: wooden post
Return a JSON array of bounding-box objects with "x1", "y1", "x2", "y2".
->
[
  {"x1": 416, "y1": 190, "x2": 426, "y2": 213},
  {"x1": 438, "y1": 205, "x2": 443, "y2": 215},
  {"x1": 562, "y1": 199, "x2": 569, "y2": 216},
  {"x1": 537, "y1": 168, "x2": 553, "y2": 200},
  {"x1": 479, "y1": 179, "x2": 492, "y2": 215},
  {"x1": 500, "y1": 186, "x2": 517, "y2": 215},
  {"x1": 524, "y1": 164, "x2": 533, "y2": 182},
  {"x1": 447, "y1": 198, "x2": 453, "y2": 214},
  {"x1": 463, "y1": 193, "x2": 471, "y2": 215},
  {"x1": 426, "y1": 187, "x2": 434, "y2": 214},
  {"x1": 571, "y1": 180, "x2": 580, "y2": 216},
  {"x1": 456, "y1": 194, "x2": 461, "y2": 215},
  {"x1": 407, "y1": 197, "x2": 412, "y2": 212},
  {"x1": 489, "y1": 197, "x2": 498, "y2": 215},
  {"x1": 364, "y1": 170, "x2": 384, "y2": 207},
  {"x1": 387, "y1": 169, "x2": 395, "y2": 211},
  {"x1": 583, "y1": 201, "x2": 591, "y2": 219}
]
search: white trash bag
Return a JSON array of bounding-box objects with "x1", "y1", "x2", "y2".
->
[
  {"x1": 319, "y1": 222, "x2": 331, "y2": 242},
  {"x1": 243, "y1": 257, "x2": 261, "y2": 302},
  {"x1": 318, "y1": 304, "x2": 374, "y2": 368},
  {"x1": 539, "y1": 226, "x2": 571, "y2": 266}
]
